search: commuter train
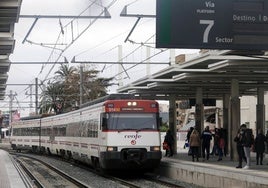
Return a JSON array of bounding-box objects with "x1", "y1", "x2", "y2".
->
[{"x1": 10, "y1": 94, "x2": 162, "y2": 171}]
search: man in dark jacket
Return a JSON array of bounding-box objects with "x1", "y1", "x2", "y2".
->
[
  {"x1": 164, "y1": 130, "x2": 174, "y2": 157},
  {"x1": 254, "y1": 129, "x2": 266, "y2": 165},
  {"x1": 201, "y1": 126, "x2": 212, "y2": 161},
  {"x1": 234, "y1": 124, "x2": 247, "y2": 168}
]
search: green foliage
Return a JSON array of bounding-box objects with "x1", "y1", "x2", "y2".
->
[
  {"x1": 39, "y1": 64, "x2": 113, "y2": 114},
  {"x1": 160, "y1": 121, "x2": 169, "y2": 132}
]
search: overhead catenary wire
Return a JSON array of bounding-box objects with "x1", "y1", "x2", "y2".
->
[
  {"x1": 74, "y1": 16, "x2": 155, "y2": 58},
  {"x1": 39, "y1": 0, "x2": 117, "y2": 81},
  {"x1": 101, "y1": 34, "x2": 166, "y2": 78}
]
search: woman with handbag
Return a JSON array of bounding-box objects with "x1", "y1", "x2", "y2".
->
[{"x1": 189, "y1": 128, "x2": 201, "y2": 162}]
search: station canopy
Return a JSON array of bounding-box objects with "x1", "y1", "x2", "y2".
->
[
  {"x1": 0, "y1": 0, "x2": 22, "y2": 100},
  {"x1": 117, "y1": 50, "x2": 268, "y2": 100}
]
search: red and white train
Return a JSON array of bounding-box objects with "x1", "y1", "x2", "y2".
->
[{"x1": 10, "y1": 94, "x2": 162, "y2": 171}]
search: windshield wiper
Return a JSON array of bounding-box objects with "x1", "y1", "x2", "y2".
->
[
  {"x1": 117, "y1": 128, "x2": 136, "y2": 133},
  {"x1": 136, "y1": 128, "x2": 153, "y2": 132}
]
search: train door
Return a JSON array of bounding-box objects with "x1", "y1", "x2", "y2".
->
[{"x1": 48, "y1": 126, "x2": 55, "y2": 153}]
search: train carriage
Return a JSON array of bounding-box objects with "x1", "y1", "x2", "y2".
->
[{"x1": 10, "y1": 94, "x2": 162, "y2": 171}]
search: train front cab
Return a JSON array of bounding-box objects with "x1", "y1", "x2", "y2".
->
[{"x1": 98, "y1": 109, "x2": 162, "y2": 171}]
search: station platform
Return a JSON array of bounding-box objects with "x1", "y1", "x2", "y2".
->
[
  {"x1": 0, "y1": 144, "x2": 27, "y2": 188},
  {"x1": 157, "y1": 148, "x2": 268, "y2": 188}
]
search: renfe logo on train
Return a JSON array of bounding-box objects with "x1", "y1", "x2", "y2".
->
[
  {"x1": 124, "y1": 134, "x2": 142, "y2": 140},
  {"x1": 125, "y1": 134, "x2": 142, "y2": 145}
]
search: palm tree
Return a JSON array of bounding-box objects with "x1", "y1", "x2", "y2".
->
[
  {"x1": 39, "y1": 64, "x2": 114, "y2": 114},
  {"x1": 39, "y1": 81, "x2": 65, "y2": 114},
  {"x1": 55, "y1": 64, "x2": 77, "y2": 82}
]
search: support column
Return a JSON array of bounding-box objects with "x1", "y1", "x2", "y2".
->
[
  {"x1": 222, "y1": 94, "x2": 230, "y2": 130},
  {"x1": 169, "y1": 95, "x2": 177, "y2": 154},
  {"x1": 230, "y1": 79, "x2": 240, "y2": 160},
  {"x1": 195, "y1": 87, "x2": 204, "y2": 134},
  {"x1": 256, "y1": 87, "x2": 265, "y2": 134},
  {"x1": 170, "y1": 49, "x2": 176, "y2": 65},
  {"x1": 223, "y1": 94, "x2": 230, "y2": 154}
]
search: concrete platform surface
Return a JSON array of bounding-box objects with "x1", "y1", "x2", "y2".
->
[
  {"x1": 158, "y1": 148, "x2": 268, "y2": 188},
  {"x1": 0, "y1": 149, "x2": 27, "y2": 188}
]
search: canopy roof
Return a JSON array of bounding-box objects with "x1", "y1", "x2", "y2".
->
[
  {"x1": 0, "y1": 0, "x2": 22, "y2": 100},
  {"x1": 118, "y1": 50, "x2": 268, "y2": 100}
]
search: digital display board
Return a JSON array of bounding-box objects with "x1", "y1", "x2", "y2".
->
[{"x1": 156, "y1": 0, "x2": 268, "y2": 50}]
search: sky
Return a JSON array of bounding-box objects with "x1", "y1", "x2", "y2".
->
[{"x1": 6, "y1": 0, "x2": 199, "y2": 117}]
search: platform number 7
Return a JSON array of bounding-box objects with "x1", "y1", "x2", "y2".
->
[{"x1": 200, "y1": 20, "x2": 214, "y2": 43}]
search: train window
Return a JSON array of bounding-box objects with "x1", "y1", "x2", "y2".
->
[
  {"x1": 107, "y1": 113, "x2": 158, "y2": 131},
  {"x1": 102, "y1": 118, "x2": 108, "y2": 131},
  {"x1": 94, "y1": 120, "x2": 98, "y2": 137},
  {"x1": 12, "y1": 128, "x2": 17, "y2": 136},
  {"x1": 47, "y1": 127, "x2": 52, "y2": 136},
  {"x1": 53, "y1": 127, "x2": 58, "y2": 136},
  {"x1": 41, "y1": 128, "x2": 50, "y2": 136},
  {"x1": 52, "y1": 125, "x2": 66, "y2": 137},
  {"x1": 100, "y1": 113, "x2": 107, "y2": 131},
  {"x1": 58, "y1": 126, "x2": 66, "y2": 136},
  {"x1": 158, "y1": 117, "x2": 162, "y2": 129},
  {"x1": 80, "y1": 121, "x2": 87, "y2": 137},
  {"x1": 66, "y1": 123, "x2": 73, "y2": 137},
  {"x1": 22, "y1": 128, "x2": 25, "y2": 136},
  {"x1": 18, "y1": 128, "x2": 22, "y2": 136},
  {"x1": 32, "y1": 128, "x2": 35, "y2": 136},
  {"x1": 41, "y1": 128, "x2": 46, "y2": 136}
]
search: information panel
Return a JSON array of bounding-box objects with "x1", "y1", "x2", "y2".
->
[{"x1": 156, "y1": 0, "x2": 268, "y2": 50}]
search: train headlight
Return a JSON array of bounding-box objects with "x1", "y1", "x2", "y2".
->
[
  {"x1": 107, "y1": 146, "x2": 117, "y2": 152},
  {"x1": 150, "y1": 146, "x2": 160, "y2": 151},
  {"x1": 127, "y1": 101, "x2": 137, "y2": 106}
]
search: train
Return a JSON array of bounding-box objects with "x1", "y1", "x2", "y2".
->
[{"x1": 10, "y1": 94, "x2": 162, "y2": 171}]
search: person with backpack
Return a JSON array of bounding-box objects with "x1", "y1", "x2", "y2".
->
[
  {"x1": 201, "y1": 126, "x2": 212, "y2": 161},
  {"x1": 254, "y1": 129, "x2": 266, "y2": 165},
  {"x1": 234, "y1": 125, "x2": 247, "y2": 168},
  {"x1": 240, "y1": 125, "x2": 254, "y2": 169}
]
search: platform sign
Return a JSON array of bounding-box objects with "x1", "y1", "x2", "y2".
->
[{"x1": 156, "y1": 0, "x2": 268, "y2": 50}]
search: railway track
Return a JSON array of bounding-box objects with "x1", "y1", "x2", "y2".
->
[
  {"x1": 9, "y1": 151, "x2": 186, "y2": 188},
  {"x1": 11, "y1": 154, "x2": 88, "y2": 188},
  {"x1": 105, "y1": 173, "x2": 185, "y2": 188}
]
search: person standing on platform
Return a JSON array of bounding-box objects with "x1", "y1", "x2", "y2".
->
[
  {"x1": 189, "y1": 128, "x2": 201, "y2": 162},
  {"x1": 234, "y1": 124, "x2": 247, "y2": 168},
  {"x1": 210, "y1": 127, "x2": 218, "y2": 156},
  {"x1": 164, "y1": 129, "x2": 174, "y2": 157},
  {"x1": 187, "y1": 127, "x2": 194, "y2": 143},
  {"x1": 186, "y1": 127, "x2": 194, "y2": 153},
  {"x1": 254, "y1": 129, "x2": 266, "y2": 165},
  {"x1": 241, "y1": 127, "x2": 254, "y2": 169},
  {"x1": 217, "y1": 129, "x2": 225, "y2": 161},
  {"x1": 265, "y1": 130, "x2": 268, "y2": 152},
  {"x1": 201, "y1": 126, "x2": 212, "y2": 161}
]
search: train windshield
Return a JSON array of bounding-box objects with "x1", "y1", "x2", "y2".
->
[{"x1": 106, "y1": 113, "x2": 158, "y2": 131}]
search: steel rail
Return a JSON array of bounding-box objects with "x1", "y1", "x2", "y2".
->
[{"x1": 11, "y1": 154, "x2": 89, "y2": 188}]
